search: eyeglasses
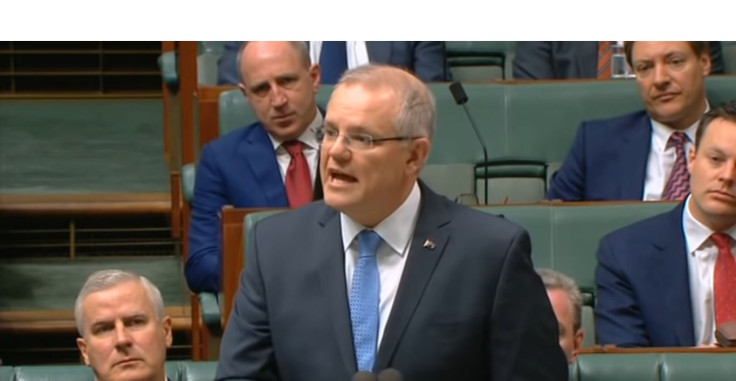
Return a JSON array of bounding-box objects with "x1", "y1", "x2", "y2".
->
[{"x1": 317, "y1": 127, "x2": 419, "y2": 151}]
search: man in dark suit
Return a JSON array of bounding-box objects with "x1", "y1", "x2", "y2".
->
[
  {"x1": 75, "y1": 270, "x2": 174, "y2": 381},
  {"x1": 548, "y1": 41, "x2": 713, "y2": 201},
  {"x1": 514, "y1": 41, "x2": 724, "y2": 79},
  {"x1": 217, "y1": 41, "x2": 450, "y2": 85},
  {"x1": 595, "y1": 101, "x2": 736, "y2": 347},
  {"x1": 186, "y1": 41, "x2": 323, "y2": 293},
  {"x1": 216, "y1": 65, "x2": 567, "y2": 381}
]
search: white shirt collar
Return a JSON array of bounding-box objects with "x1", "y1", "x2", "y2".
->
[
  {"x1": 683, "y1": 195, "x2": 736, "y2": 255},
  {"x1": 650, "y1": 101, "x2": 709, "y2": 152},
  {"x1": 268, "y1": 108, "x2": 323, "y2": 152},
  {"x1": 340, "y1": 182, "x2": 421, "y2": 256}
]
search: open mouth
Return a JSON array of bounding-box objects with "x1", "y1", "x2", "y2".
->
[{"x1": 327, "y1": 169, "x2": 357, "y2": 184}]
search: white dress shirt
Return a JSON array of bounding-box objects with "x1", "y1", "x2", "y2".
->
[
  {"x1": 642, "y1": 103, "x2": 709, "y2": 200},
  {"x1": 267, "y1": 109, "x2": 322, "y2": 187},
  {"x1": 682, "y1": 195, "x2": 736, "y2": 345},
  {"x1": 309, "y1": 41, "x2": 371, "y2": 69},
  {"x1": 340, "y1": 182, "x2": 421, "y2": 348}
]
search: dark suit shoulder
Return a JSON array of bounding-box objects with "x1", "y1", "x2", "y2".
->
[
  {"x1": 582, "y1": 109, "x2": 650, "y2": 132},
  {"x1": 601, "y1": 204, "x2": 682, "y2": 244},
  {"x1": 255, "y1": 201, "x2": 328, "y2": 231},
  {"x1": 205, "y1": 121, "x2": 268, "y2": 152}
]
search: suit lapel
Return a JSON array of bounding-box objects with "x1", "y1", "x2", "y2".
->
[
  {"x1": 645, "y1": 204, "x2": 695, "y2": 345},
  {"x1": 316, "y1": 205, "x2": 356, "y2": 373},
  {"x1": 239, "y1": 124, "x2": 288, "y2": 205},
  {"x1": 618, "y1": 112, "x2": 652, "y2": 199},
  {"x1": 365, "y1": 41, "x2": 391, "y2": 64},
  {"x1": 375, "y1": 183, "x2": 451, "y2": 370}
]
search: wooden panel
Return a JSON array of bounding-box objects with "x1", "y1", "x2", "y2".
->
[
  {"x1": 0, "y1": 306, "x2": 190, "y2": 333},
  {"x1": 0, "y1": 193, "x2": 170, "y2": 216}
]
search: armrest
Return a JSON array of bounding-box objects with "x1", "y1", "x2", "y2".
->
[
  {"x1": 181, "y1": 163, "x2": 196, "y2": 204},
  {"x1": 158, "y1": 51, "x2": 179, "y2": 92},
  {"x1": 198, "y1": 292, "x2": 222, "y2": 334}
]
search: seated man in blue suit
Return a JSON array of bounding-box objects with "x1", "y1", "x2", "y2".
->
[
  {"x1": 596, "y1": 101, "x2": 736, "y2": 347},
  {"x1": 186, "y1": 41, "x2": 323, "y2": 293},
  {"x1": 216, "y1": 65, "x2": 567, "y2": 381},
  {"x1": 548, "y1": 41, "x2": 714, "y2": 201},
  {"x1": 217, "y1": 41, "x2": 451, "y2": 85}
]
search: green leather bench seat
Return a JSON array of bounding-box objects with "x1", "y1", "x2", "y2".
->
[
  {"x1": 6, "y1": 352, "x2": 736, "y2": 380},
  {"x1": 570, "y1": 352, "x2": 736, "y2": 381}
]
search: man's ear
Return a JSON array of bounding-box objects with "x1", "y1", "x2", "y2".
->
[
  {"x1": 571, "y1": 328, "x2": 584, "y2": 363},
  {"x1": 407, "y1": 137, "x2": 431, "y2": 176},
  {"x1": 77, "y1": 337, "x2": 90, "y2": 365},
  {"x1": 163, "y1": 316, "x2": 173, "y2": 348}
]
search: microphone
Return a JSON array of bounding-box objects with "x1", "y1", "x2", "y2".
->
[
  {"x1": 449, "y1": 81, "x2": 489, "y2": 205},
  {"x1": 377, "y1": 368, "x2": 403, "y2": 381},
  {"x1": 352, "y1": 371, "x2": 378, "y2": 381}
]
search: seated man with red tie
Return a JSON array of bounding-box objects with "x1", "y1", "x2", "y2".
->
[
  {"x1": 186, "y1": 41, "x2": 323, "y2": 293},
  {"x1": 548, "y1": 41, "x2": 715, "y2": 201},
  {"x1": 595, "y1": 101, "x2": 736, "y2": 347}
]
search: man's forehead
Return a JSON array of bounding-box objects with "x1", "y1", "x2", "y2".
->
[{"x1": 632, "y1": 42, "x2": 692, "y2": 59}]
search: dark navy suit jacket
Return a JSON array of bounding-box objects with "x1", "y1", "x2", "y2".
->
[
  {"x1": 215, "y1": 182, "x2": 568, "y2": 381},
  {"x1": 595, "y1": 203, "x2": 695, "y2": 347},
  {"x1": 217, "y1": 41, "x2": 450, "y2": 85},
  {"x1": 547, "y1": 110, "x2": 653, "y2": 201},
  {"x1": 185, "y1": 121, "x2": 321, "y2": 293}
]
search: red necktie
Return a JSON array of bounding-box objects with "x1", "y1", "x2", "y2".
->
[
  {"x1": 283, "y1": 141, "x2": 313, "y2": 208},
  {"x1": 711, "y1": 233, "x2": 736, "y2": 325},
  {"x1": 661, "y1": 132, "x2": 690, "y2": 201},
  {"x1": 597, "y1": 41, "x2": 613, "y2": 79}
]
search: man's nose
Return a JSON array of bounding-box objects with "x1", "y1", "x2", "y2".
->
[
  {"x1": 270, "y1": 86, "x2": 288, "y2": 107},
  {"x1": 113, "y1": 323, "x2": 132, "y2": 347}
]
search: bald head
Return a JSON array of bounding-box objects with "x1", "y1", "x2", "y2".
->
[{"x1": 238, "y1": 41, "x2": 311, "y2": 84}]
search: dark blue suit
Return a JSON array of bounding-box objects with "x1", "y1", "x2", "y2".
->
[
  {"x1": 216, "y1": 182, "x2": 568, "y2": 381},
  {"x1": 595, "y1": 203, "x2": 695, "y2": 347},
  {"x1": 217, "y1": 41, "x2": 451, "y2": 85},
  {"x1": 185, "y1": 121, "x2": 321, "y2": 293},
  {"x1": 547, "y1": 110, "x2": 652, "y2": 201}
]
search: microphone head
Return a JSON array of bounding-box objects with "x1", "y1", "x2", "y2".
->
[
  {"x1": 352, "y1": 371, "x2": 378, "y2": 381},
  {"x1": 449, "y1": 81, "x2": 468, "y2": 105},
  {"x1": 377, "y1": 368, "x2": 403, "y2": 381}
]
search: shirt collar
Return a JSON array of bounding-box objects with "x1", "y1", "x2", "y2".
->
[
  {"x1": 340, "y1": 181, "x2": 422, "y2": 256},
  {"x1": 650, "y1": 101, "x2": 709, "y2": 152},
  {"x1": 683, "y1": 194, "x2": 736, "y2": 255},
  {"x1": 268, "y1": 108, "x2": 323, "y2": 151}
]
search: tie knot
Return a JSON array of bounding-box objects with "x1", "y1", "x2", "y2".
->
[
  {"x1": 711, "y1": 233, "x2": 732, "y2": 252},
  {"x1": 358, "y1": 230, "x2": 382, "y2": 258},
  {"x1": 669, "y1": 132, "x2": 687, "y2": 148},
  {"x1": 283, "y1": 140, "x2": 304, "y2": 157}
]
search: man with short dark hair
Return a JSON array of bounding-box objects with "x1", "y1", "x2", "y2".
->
[
  {"x1": 596, "y1": 101, "x2": 736, "y2": 347},
  {"x1": 549, "y1": 41, "x2": 716, "y2": 201}
]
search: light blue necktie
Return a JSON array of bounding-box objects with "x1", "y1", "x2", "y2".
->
[{"x1": 350, "y1": 229, "x2": 382, "y2": 371}]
